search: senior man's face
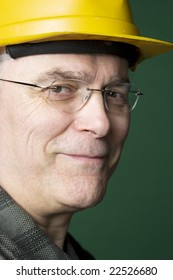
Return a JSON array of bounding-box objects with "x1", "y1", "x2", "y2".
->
[{"x1": 0, "y1": 53, "x2": 129, "y2": 214}]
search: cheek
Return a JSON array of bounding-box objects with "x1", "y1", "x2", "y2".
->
[
  {"x1": 0, "y1": 89, "x2": 72, "y2": 162},
  {"x1": 18, "y1": 109, "x2": 72, "y2": 158},
  {"x1": 118, "y1": 118, "x2": 130, "y2": 143},
  {"x1": 109, "y1": 113, "x2": 130, "y2": 169},
  {"x1": 111, "y1": 113, "x2": 130, "y2": 144}
]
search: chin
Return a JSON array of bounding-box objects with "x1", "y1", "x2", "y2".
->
[
  {"x1": 46, "y1": 168, "x2": 110, "y2": 212},
  {"x1": 63, "y1": 178, "x2": 108, "y2": 211}
]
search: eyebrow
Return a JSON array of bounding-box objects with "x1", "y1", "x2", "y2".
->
[
  {"x1": 33, "y1": 67, "x2": 130, "y2": 87},
  {"x1": 106, "y1": 76, "x2": 130, "y2": 87},
  {"x1": 34, "y1": 68, "x2": 94, "y2": 84}
]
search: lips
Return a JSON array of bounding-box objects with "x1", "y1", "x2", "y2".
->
[
  {"x1": 68, "y1": 154, "x2": 107, "y2": 158},
  {"x1": 60, "y1": 153, "x2": 108, "y2": 159},
  {"x1": 57, "y1": 153, "x2": 109, "y2": 164},
  {"x1": 51, "y1": 139, "x2": 110, "y2": 160}
]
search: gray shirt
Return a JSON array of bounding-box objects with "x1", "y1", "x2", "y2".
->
[{"x1": 0, "y1": 186, "x2": 93, "y2": 260}]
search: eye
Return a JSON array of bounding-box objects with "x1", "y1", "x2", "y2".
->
[
  {"x1": 48, "y1": 82, "x2": 77, "y2": 101},
  {"x1": 105, "y1": 87, "x2": 128, "y2": 107}
]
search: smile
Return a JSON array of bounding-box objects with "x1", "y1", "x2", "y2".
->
[{"x1": 58, "y1": 153, "x2": 108, "y2": 164}]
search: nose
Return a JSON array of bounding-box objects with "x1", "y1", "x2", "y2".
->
[{"x1": 74, "y1": 91, "x2": 111, "y2": 138}]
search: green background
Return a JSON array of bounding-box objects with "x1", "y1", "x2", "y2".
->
[{"x1": 70, "y1": 0, "x2": 173, "y2": 259}]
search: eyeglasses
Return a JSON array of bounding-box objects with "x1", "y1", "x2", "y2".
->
[{"x1": 0, "y1": 78, "x2": 143, "y2": 113}]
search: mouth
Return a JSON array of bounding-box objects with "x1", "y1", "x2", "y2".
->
[{"x1": 59, "y1": 153, "x2": 108, "y2": 163}]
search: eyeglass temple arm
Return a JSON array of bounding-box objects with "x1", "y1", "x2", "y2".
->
[{"x1": 0, "y1": 78, "x2": 43, "y2": 89}]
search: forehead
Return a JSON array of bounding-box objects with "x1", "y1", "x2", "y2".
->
[{"x1": 2, "y1": 53, "x2": 129, "y2": 82}]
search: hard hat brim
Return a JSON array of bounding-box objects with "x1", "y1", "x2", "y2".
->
[{"x1": 0, "y1": 16, "x2": 173, "y2": 65}]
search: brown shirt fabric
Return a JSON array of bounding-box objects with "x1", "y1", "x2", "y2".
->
[{"x1": 0, "y1": 186, "x2": 94, "y2": 260}]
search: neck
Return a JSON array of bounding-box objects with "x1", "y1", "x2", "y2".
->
[
  {"x1": 0, "y1": 184, "x2": 75, "y2": 250},
  {"x1": 34, "y1": 212, "x2": 72, "y2": 249}
]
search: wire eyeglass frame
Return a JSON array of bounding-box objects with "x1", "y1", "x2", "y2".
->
[{"x1": 0, "y1": 78, "x2": 143, "y2": 113}]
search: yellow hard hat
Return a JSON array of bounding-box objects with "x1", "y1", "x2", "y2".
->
[{"x1": 0, "y1": 0, "x2": 172, "y2": 65}]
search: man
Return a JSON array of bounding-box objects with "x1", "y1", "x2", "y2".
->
[{"x1": 0, "y1": 0, "x2": 172, "y2": 260}]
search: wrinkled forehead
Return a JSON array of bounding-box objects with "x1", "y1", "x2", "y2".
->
[
  {"x1": 1, "y1": 55, "x2": 128, "y2": 85},
  {"x1": 0, "y1": 43, "x2": 130, "y2": 84}
]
